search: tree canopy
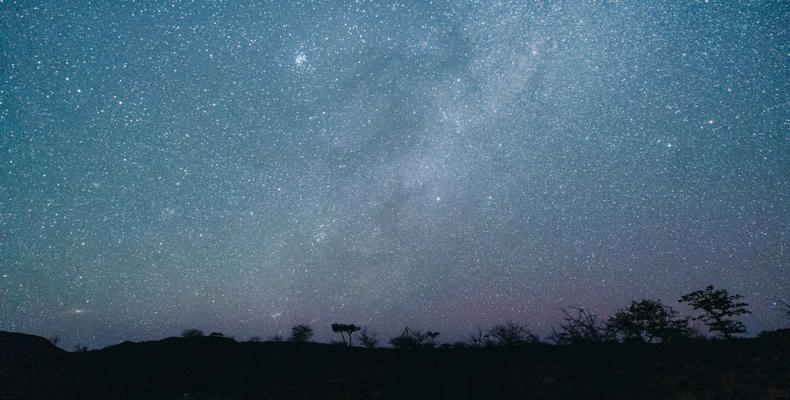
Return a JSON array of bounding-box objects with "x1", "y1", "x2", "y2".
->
[
  {"x1": 331, "y1": 323, "x2": 361, "y2": 347},
  {"x1": 288, "y1": 325, "x2": 314, "y2": 343},
  {"x1": 679, "y1": 286, "x2": 750, "y2": 339},
  {"x1": 607, "y1": 299, "x2": 689, "y2": 343}
]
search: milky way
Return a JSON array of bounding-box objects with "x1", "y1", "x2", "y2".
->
[{"x1": 1, "y1": 1, "x2": 788, "y2": 349}]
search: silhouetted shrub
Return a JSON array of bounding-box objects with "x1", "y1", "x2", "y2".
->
[
  {"x1": 680, "y1": 286, "x2": 751, "y2": 339},
  {"x1": 390, "y1": 327, "x2": 439, "y2": 349},
  {"x1": 181, "y1": 329, "x2": 205, "y2": 338},
  {"x1": 358, "y1": 328, "x2": 379, "y2": 348},
  {"x1": 607, "y1": 299, "x2": 689, "y2": 343},
  {"x1": 757, "y1": 328, "x2": 790, "y2": 345},
  {"x1": 331, "y1": 323, "x2": 361, "y2": 346},
  {"x1": 209, "y1": 332, "x2": 225, "y2": 337},
  {"x1": 468, "y1": 328, "x2": 492, "y2": 347},
  {"x1": 425, "y1": 331, "x2": 440, "y2": 348},
  {"x1": 488, "y1": 321, "x2": 539, "y2": 347},
  {"x1": 288, "y1": 325, "x2": 313, "y2": 343},
  {"x1": 390, "y1": 329, "x2": 420, "y2": 349},
  {"x1": 548, "y1": 307, "x2": 612, "y2": 345}
]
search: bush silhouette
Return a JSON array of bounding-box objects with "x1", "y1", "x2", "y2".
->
[
  {"x1": 548, "y1": 307, "x2": 612, "y2": 344},
  {"x1": 181, "y1": 329, "x2": 204, "y2": 338},
  {"x1": 288, "y1": 325, "x2": 314, "y2": 343},
  {"x1": 358, "y1": 328, "x2": 379, "y2": 348},
  {"x1": 425, "y1": 331, "x2": 440, "y2": 347},
  {"x1": 607, "y1": 299, "x2": 689, "y2": 343},
  {"x1": 209, "y1": 332, "x2": 225, "y2": 337},
  {"x1": 469, "y1": 328, "x2": 492, "y2": 347},
  {"x1": 390, "y1": 327, "x2": 439, "y2": 349},
  {"x1": 331, "y1": 323, "x2": 361, "y2": 346},
  {"x1": 488, "y1": 322, "x2": 539, "y2": 347},
  {"x1": 680, "y1": 286, "x2": 751, "y2": 339},
  {"x1": 390, "y1": 328, "x2": 420, "y2": 349}
]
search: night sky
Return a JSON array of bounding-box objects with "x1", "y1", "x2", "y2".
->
[{"x1": 2, "y1": 1, "x2": 788, "y2": 349}]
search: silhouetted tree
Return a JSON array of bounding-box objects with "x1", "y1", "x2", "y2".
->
[
  {"x1": 288, "y1": 325, "x2": 313, "y2": 343},
  {"x1": 680, "y1": 285, "x2": 751, "y2": 339},
  {"x1": 358, "y1": 328, "x2": 379, "y2": 348},
  {"x1": 331, "y1": 323, "x2": 361, "y2": 346},
  {"x1": 390, "y1": 327, "x2": 438, "y2": 349},
  {"x1": 607, "y1": 299, "x2": 689, "y2": 343},
  {"x1": 181, "y1": 329, "x2": 204, "y2": 338},
  {"x1": 390, "y1": 328, "x2": 421, "y2": 349},
  {"x1": 548, "y1": 307, "x2": 612, "y2": 344},
  {"x1": 208, "y1": 332, "x2": 225, "y2": 337},
  {"x1": 488, "y1": 321, "x2": 539, "y2": 346},
  {"x1": 468, "y1": 328, "x2": 492, "y2": 348}
]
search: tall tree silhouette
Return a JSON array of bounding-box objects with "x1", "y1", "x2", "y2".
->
[
  {"x1": 331, "y1": 323, "x2": 361, "y2": 346},
  {"x1": 680, "y1": 286, "x2": 751, "y2": 339}
]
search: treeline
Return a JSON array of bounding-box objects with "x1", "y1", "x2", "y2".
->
[{"x1": 178, "y1": 285, "x2": 788, "y2": 349}]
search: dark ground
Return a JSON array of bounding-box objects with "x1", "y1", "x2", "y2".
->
[{"x1": 1, "y1": 330, "x2": 789, "y2": 399}]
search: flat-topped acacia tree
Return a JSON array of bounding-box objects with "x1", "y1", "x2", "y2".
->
[
  {"x1": 331, "y1": 323, "x2": 361, "y2": 347},
  {"x1": 680, "y1": 286, "x2": 751, "y2": 340}
]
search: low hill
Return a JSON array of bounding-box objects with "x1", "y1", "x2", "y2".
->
[
  {"x1": 0, "y1": 331, "x2": 70, "y2": 399},
  {"x1": 0, "y1": 331, "x2": 66, "y2": 359},
  {"x1": 1, "y1": 331, "x2": 788, "y2": 399}
]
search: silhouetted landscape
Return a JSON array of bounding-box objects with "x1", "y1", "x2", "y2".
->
[
  {"x1": 3, "y1": 287, "x2": 789, "y2": 399},
  {"x1": 2, "y1": 329, "x2": 790, "y2": 399}
]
